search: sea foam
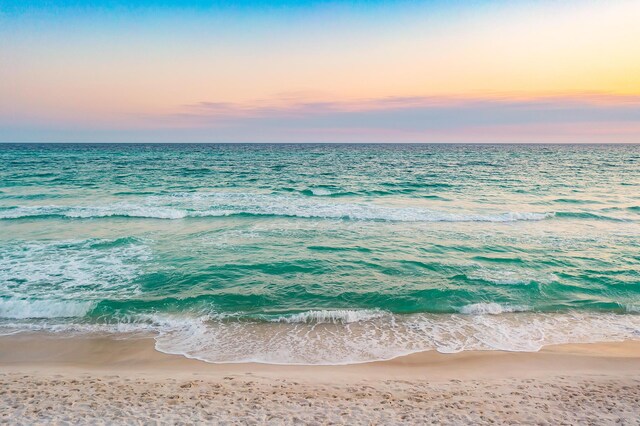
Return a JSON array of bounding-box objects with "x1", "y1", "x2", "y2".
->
[
  {"x1": 458, "y1": 303, "x2": 530, "y2": 315},
  {"x1": 2, "y1": 309, "x2": 639, "y2": 365},
  {"x1": 0, "y1": 193, "x2": 556, "y2": 223},
  {"x1": 273, "y1": 309, "x2": 387, "y2": 324},
  {"x1": 0, "y1": 238, "x2": 150, "y2": 301},
  {"x1": 0, "y1": 299, "x2": 95, "y2": 319},
  {"x1": 151, "y1": 310, "x2": 640, "y2": 364}
]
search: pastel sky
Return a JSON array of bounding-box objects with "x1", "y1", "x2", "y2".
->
[{"x1": 1, "y1": 0, "x2": 639, "y2": 142}]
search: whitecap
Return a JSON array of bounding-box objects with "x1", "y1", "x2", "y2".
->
[
  {"x1": 0, "y1": 238, "x2": 151, "y2": 301},
  {"x1": 0, "y1": 299, "x2": 95, "y2": 319},
  {"x1": 0, "y1": 193, "x2": 556, "y2": 223},
  {"x1": 272, "y1": 309, "x2": 387, "y2": 324},
  {"x1": 310, "y1": 188, "x2": 332, "y2": 196},
  {"x1": 458, "y1": 303, "x2": 530, "y2": 315}
]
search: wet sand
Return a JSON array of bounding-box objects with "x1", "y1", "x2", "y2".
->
[{"x1": 1, "y1": 334, "x2": 639, "y2": 424}]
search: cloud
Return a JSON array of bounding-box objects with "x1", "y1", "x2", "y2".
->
[
  {"x1": 3, "y1": 93, "x2": 640, "y2": 143},
  {"x1": 146, "y1": 93, "x2": 640, "y2": 142}
]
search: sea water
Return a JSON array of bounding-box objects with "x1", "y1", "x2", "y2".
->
[{"x1": 1, "y1": 143, "x2": 639, "y2": 364}]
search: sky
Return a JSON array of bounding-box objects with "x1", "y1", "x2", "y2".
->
[{"x1": 1, "y1": 0, "x2": 639, "y2": 143}]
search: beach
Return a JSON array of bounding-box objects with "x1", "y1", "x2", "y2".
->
[
  {"x1": 2, "y1": 334, "x2": 639, "y2": 424},
  {"x1": 4, "y1": 0, "x2": 640, "y2": 421},
  {"x1": 1, "y1": 144, "x2": 640, "y2": 423}
]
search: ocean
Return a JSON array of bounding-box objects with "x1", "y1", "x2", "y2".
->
[{"x1": 1, "y1": 143, "x2": 639, "y2": 364}]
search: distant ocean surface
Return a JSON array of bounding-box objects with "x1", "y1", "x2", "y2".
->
[{"x1": 1, "y1": 143, "x2": 639, "y2": 364}]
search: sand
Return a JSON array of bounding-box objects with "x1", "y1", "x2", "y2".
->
[{"x1": 1, "y1": 334, "x2": 639, "y2": 425}]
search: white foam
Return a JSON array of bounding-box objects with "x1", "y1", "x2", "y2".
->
[
  {"x1": 0, "y1": 192, "x2": 555, "y2": 223},
  {"x1": 273, "y1": 309, "x2": 387, "y2": 324},
  {"x1": 310, "y1": 188, "x2": 332, "y2": 196},
  {"x1": 458, "y1": 303, "x2": 529, "y2": 315},
  {"x1": 153, "y1": 311, "x2": 640, "y2": 364},
  {"x1": 0, "y1": 238, "x2": 151, "y2": 301},
  {"x1": 2, "y1": 310, "x2": 639, "y2": 365},
  {"x1": 0, "y1": 205, "x2": 187, "y2": 220},
  {"x1": 0, "y1": 299, "x2": 95, "y2": 319}
]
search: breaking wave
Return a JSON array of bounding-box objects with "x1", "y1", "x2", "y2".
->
[
  {"x1": 458, "y1": 303, "x2": 530, "y2": 315},
  {"x1": 0, "y1": 299, "x2": 95, "y2": 319},
  {"x1": 0, "y1": 193, "x2": 555, "y2": 223},
  {"x1": 2, "y1": 309, "x2": 639, "y2": 365},
  {"x1": 271, "y1": 309, "x2": 387, "y2": 324}
]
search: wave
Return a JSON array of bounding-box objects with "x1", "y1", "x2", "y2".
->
[
  {"x1": 0, "y1": 238, "x2": 150, "y2": 301},
  {"x1": 0, "y1": 205, "x2": 188, "y2": 220},
  {"x1": 553, "y1": 198, "x2": 598, "y2": 204},
  {"x1": 627, "y1": 305, "x2": 640, "y2": 313},
  {"x1": 149, "y1": 311, "x2": 640, "y2": 363},
  {"x1": 555, "y1": 211, "x2": 633, "y2": 222},
  {"x1": 0, "y1": 193, "x2": 67, "y2": 200},
  {"x1": 2, "y1": 310, "x2": 639, "y2": 365},
  {"x1": 458, "y1": 303, "x2": 530, "y2": 315},
  {"x1": 300, "y1": 188, "x2": 334, "y2": 196},
  {"x1": 0, "y1": 299, "x2": 95, "y2": 319},
  {"x1": 271, "y1": 309, "x2": 387, "y2": 324},
  {"x1": 465, "y1": 269, "x2": 558, "y2": 286},
  {"x1": 0, "y1": 193, "x2": 556, "y2": 223}
]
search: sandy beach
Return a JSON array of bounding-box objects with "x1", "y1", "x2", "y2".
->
[{"x1": 1, "y1": 334, "x2": 639, "y2": 425}]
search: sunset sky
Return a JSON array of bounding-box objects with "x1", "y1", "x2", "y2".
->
[{"x1": 1, "y1": 0, "x2": 639, "y2": 142}]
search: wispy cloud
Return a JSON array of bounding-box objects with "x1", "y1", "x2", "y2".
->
[
  {"x1": 3, "y1": 93, "x2": 640, "y2": 143},
  {"x1": 144, "y1": 93, "x2": 640, "y2": 142}
]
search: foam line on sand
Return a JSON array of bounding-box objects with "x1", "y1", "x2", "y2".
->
[{"x1": 1, "y1": 334, "x2": 639, "y2": 424}]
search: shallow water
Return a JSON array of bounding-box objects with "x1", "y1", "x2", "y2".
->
[{"x1": 1, "y1": 143, "x2": 639, "y2": 364}]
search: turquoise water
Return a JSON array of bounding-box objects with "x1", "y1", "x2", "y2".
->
[{"x1": 1, "y1": 143, "x2": 639, "y2": 364}]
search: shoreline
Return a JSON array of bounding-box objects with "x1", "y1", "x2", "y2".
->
[
  {"x1": 2, "y1": 334, "x2": 639, "y2": 424},
  {"x1": 1, "y1": 333, "x2": 640, "y2": 377}
]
